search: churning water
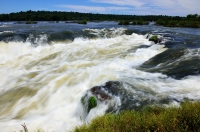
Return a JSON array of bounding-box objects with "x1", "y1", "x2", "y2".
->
[{"x1": 0, "y1": 21, "x2": 200, "y2": 131}]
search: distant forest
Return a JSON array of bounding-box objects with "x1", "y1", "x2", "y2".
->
[
  {"x1": 0, "y1": 10, "x2": 185, "y2": 21},
  {"x1": 0, "y1": 11, "x2": 200, "y2": 28}
]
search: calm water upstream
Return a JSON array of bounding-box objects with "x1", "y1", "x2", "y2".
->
[{"x1": 0, "y1": 21, "x2": 200, "y2": 131}]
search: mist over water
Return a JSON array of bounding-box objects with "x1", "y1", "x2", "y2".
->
[{"x1": 0, "y1": 22, "x2": 200, "y2": 131}]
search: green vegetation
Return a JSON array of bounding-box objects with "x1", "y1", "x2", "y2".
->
[
  {"x1": 88, "y1": 96, "x2": 97, "y2": 112},
  {"x1": 0, "y1": 10, "x2": 163, "y2": 21},
  {"x1": 25, "y1": 20, "x2": 38, "y2": 24},
  {"x1": 78, "y1": 20, "x2": 87, "y2": 24},
  {"x1": 118, "y1": 20, "x2": 130, "y2": 25},
  {"x1": 149, "y1": 35, "x2": 159, "y2": 43},
  {"x1": 118, "y1": 20, "x2": 149, "y2": 25},
  {"x1": 0, "y1": 10, "x2": 182, "y2": 22},
  {"x1": 74, "y1": 101, "x2": 200, "y2": 132},
  {"x1": 81, "y1": 96, "x2": 97, "y2": 113},
  {"x1": 156, "y1": 14, "x2": 200, "y2": 28},
  {"x1": 132, "y1": 20, "x2": 149, "y2": 25}
]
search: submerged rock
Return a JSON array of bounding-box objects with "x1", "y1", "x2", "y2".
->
[
  {"x1": 81, "y1": 81, "x2": 179, "y2": 114},
  {"x1": 80, "y1": 81, "x2": 117, "y2": 113},
  {"x1": 90, "y1": 86, "x2": 112, "y2": 101},
  {"x1": 89, "y1": 81, "x2": 122, "y2": 102}
]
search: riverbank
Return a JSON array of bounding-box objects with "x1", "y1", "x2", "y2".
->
[{"x1": 74, "y1": 101, "x2": 200, "y2": 132}]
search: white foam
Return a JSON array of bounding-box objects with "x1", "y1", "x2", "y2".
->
[
  {"x1": 0, "y1": 25, "x2": 9, "y2": 27},
  {"x1": 0, "y1": 31, "x2": 14, "y2": 34},
  {"x1": 0, "y1": 41, "x2": 49, "y2": 64},
  {"x1": 83, "y1": 27, "x2": 127, "y2": 38}
]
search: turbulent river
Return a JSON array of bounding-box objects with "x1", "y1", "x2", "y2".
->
[{"x1": 0, "y1": 21, "x2": 200, "y2": 131}]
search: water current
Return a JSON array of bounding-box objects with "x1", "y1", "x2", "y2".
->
[{"x1": 0, "y1": 21, "x2": 200, "y2": 131}]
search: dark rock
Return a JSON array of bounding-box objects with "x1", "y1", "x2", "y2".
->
[
  {"x1": 146, "y1": 34, "x2": 150, "y2": 39},
  {"x1": 90, "y1": 86, "x2": 112, "y2": 101},
  {"x1": 105, "y1": 81, "x2": 120, "y2": 88}
]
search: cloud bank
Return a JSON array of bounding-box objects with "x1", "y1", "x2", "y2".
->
[{"x1": 57, "y1": 0, "x2": 200, "y2": 16}]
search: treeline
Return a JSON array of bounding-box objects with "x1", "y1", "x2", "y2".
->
[
  {"x1": 156, "y1": 14, "x2": 200, "y2": 28},
  {"x1": 0, "y1": 10, "x2": 182, "y2": 22},
  {"x1": 118, "y1": 13, "x2": 200, "y2": 27},
  {"x1": 0, "y1": 11, "x2": 199, "y2": 28}
]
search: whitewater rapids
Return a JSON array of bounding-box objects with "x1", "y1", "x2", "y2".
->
[{"x1": 0, "y1": 27, "x2": 200, "y2": 132}]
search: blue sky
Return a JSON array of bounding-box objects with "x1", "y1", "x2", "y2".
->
[{"x1": 0, "y1": 0, "x2": 200, "y2": 16}]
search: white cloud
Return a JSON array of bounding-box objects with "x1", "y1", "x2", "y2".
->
[
  {"x1": 89, "y1": 0, "x2": 200, "y2": 15},
  {"x1": 90, "y1": 0, "x2": 145, "y2": 7},
  {"x1": 176, "y1": 0, "x2": 200, "y2": 13},
  {"x1": 107, "y1": 7, "x2": 131, "y2": 11},
  {"x1": 57, "y1": 5, "x2": 106, "y2": 12},
  {"x1": 56, "y1": 5, "x2": 131, "y2": 13},
  {"x1": 144, "y1": 0, "x2": 200, "y2": 15},
  {"x1": 56, "y1": 0, "x2": 200, "y2": 16}
]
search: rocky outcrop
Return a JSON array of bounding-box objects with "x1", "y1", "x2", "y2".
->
[
  {"x1": 81, "y1": 81, "x2": 120, "y2": 113},
  {"x1": 90, "y1": 86, "x2": 112, "y2": 102}
]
